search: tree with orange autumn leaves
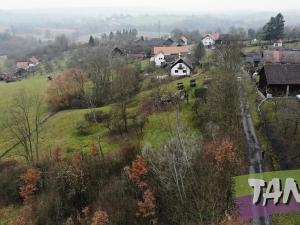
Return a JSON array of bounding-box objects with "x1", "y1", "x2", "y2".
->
[
  {"x1": 19, "y1": 168, "x2": 41, "y2": 203},
  {"x1": 13, "y1": 168, "x2": 42, "y2": 225},
  {"x1": 91, "y1": 210, "x2": 109, "y2": 225},
  {"x1": 47, "y1": 69, "x2": 87, "y2": 111},
  {"x1": 203, "y1": 136, "x2": 242, "y2": 172},
  {"x1": 124, "y1": 154, "x2": 156, "y2": 219}
]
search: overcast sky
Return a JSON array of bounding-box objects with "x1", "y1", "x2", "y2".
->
[{"x1": 1, "y1": 0, "x2": 300, "y2": 13}]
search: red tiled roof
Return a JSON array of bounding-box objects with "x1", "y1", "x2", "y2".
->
[
  {"x1": 154, "y1": 45, "x2": 193, "y2": 55},
  {"x1": 16, "y1": 62, "x2": 29, "y2": 70},
  {"x1": 203, "y1": 32, "x2": 220, "y2": 41}
]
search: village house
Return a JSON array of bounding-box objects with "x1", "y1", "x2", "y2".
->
[
  {"x1": 151, "y1": 52, "x2": 165, "y2": 67},
  {"x1": 151, "y1": 45, "x2": 193, "y2": 67},
  {"x1": 15, "y1": 61, "x2": 29, "y2": 74},
  {"x1": 177, "y1": 36, "x2": 188, "y2": 46},
  {"x1": 111, "y1": 47, "x2": 125, "y2": 57},
  {"x1": 201, "y1": 32, "x2": 220, "y2": 47},
  {"x1": 15, "y1": 56, "x2": 39, "y2": 76},
  {"x1": 170, "y1": 58, "x2": 193, "y2": 76},
  {"x1": 258, "y1": 64, "x2": 300, "y2": 96},
  {"x1": 273, "y1": 39, "x2": 283, "y2": 48}
]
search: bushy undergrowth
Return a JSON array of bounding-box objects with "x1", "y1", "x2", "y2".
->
[{"x1": 0, "y1": 133, "x2": 245, "y2": 225}]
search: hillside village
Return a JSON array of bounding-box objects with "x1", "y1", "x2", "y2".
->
[{"x1": 1, "y1": 9, "x2": 300, "y2": 225}]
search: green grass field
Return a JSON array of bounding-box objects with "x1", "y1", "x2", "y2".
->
[
  {"x1": 0, "y1": 75, "x2": 48, "y2": 152},
  {"x1": 0, "y1": 72, "x2": 204, "y2": 159}
]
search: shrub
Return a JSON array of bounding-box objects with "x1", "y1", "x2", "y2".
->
[
  {"x1": 0, "y1": 160, "x2": 24, "y2": 206},
  {"x1": 84, "y1": 110, "x2": 110, "y2": 124},
  {"x1": 76, "y1": 121, "x2": 90, "y2": 136}
]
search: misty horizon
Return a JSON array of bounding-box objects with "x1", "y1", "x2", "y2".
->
[{"x1": 0, "y1": 0, "x2": 300, "y2": 15}]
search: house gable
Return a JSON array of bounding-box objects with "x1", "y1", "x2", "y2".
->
[{"x1": 170, "y1": 58, "x2": 193, "y2": 76}]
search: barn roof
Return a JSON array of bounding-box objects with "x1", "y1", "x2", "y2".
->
[
  {"x1": 163, "y1": 38, "x2": 175, "y2": 46},
  {"x1": 244, "y1": 52, "x2": 262, "y2": 63},
  {"x1": 135, "y1": 38, "x2": 165, "y2": 46},
  {"x1": 263, "y1": 50, "x2": 300, "y2": 64},
  {"x1": 262, "y1": 64, "x2": 300, "y2": 85},
  {"x1": 154, "y1": 45, "x2": 193, "y2": 55}
]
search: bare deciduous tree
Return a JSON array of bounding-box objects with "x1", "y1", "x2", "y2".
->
[{"x1": 6, "y1": 91, "x2": 44, "y2": 163}]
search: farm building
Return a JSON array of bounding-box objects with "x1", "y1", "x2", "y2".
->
[
  {"x1": 243, "y1": 52, "x2": 263, "y2": 67},
  {"x1": 258, "y1": 64, "x2": 300, "y2": 96},
  {"x1": 153, "y1": 45, "x2": 193, "y2": 56},
  {"x1": 263, "y1": 50, "x2": 300, "y2": 64}
]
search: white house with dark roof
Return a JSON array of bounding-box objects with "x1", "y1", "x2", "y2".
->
[
  {"x1": 151, "y1": 52, "x2": 166, "y2": 66},
  {"x1": 170, "y1": 58, "x2": 193, "y2": 76}
]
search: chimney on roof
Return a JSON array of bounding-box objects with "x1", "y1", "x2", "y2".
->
[{"x1": 273, "y1": 50, "x2": 280, "y2": 63}]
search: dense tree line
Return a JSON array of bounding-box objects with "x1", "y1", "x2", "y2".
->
[{"x1": 101, "y1": 29, "x2": 138, "y2": 42}]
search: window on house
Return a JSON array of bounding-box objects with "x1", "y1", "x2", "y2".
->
[
  {"x1": 183, "y1": 70, "x2": 187, "y2": 73},
  {"x1": 175, "y1": 70, "x2": 178, "y2": 73}
]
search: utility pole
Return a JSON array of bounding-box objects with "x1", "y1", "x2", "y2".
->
[{"x1": 158, "y1": 20, "x2": 161, "y2": 38}]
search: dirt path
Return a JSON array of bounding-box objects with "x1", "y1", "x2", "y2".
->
[{"x1": 238, "y1": 74, "x2": 271, "y2": 225}]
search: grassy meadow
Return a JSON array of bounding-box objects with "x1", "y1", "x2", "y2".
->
[
  {"x1": 0, "y1": 75, "x2": 48, "y2": 152},
  {"x1": 0, "y1": 72, "x2": 204, "y2": 160}
]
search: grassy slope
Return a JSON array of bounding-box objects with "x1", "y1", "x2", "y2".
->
[
  {"x1": 0, "y1": 73, "x2": 203, "y2": 158},
  {"x1": 40, "y1": 75, "x2": 202, "y2": 155},
  {"x1": 0, "y1": 72, "x2": 203, "y2": 223},
  {"x1": 0, "y1": 75, "x2": 48, "y2": 152}
]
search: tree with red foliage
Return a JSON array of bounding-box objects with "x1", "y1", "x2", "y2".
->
[
  {"x1": 124, "y1": 154, "x2": 157, "y2": 221},
  {"x1": 19, "y1": 168, "x2": 41, "y2": 202},
  {"x1": 136, "y1": 190, "x2": 156, "y2": 218},
  {"x1": 124, "y1": 154, "x2": 148, "y2": 188},
  {"x1": 203, "y1": 136, "x2": 241, "y2": 171},
  {"x1": 14, "y1": 168, "x2": 41, "y2": 225},
  {"x1": 91, "y1": 210, "x2": 109, "y2": 225}
]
